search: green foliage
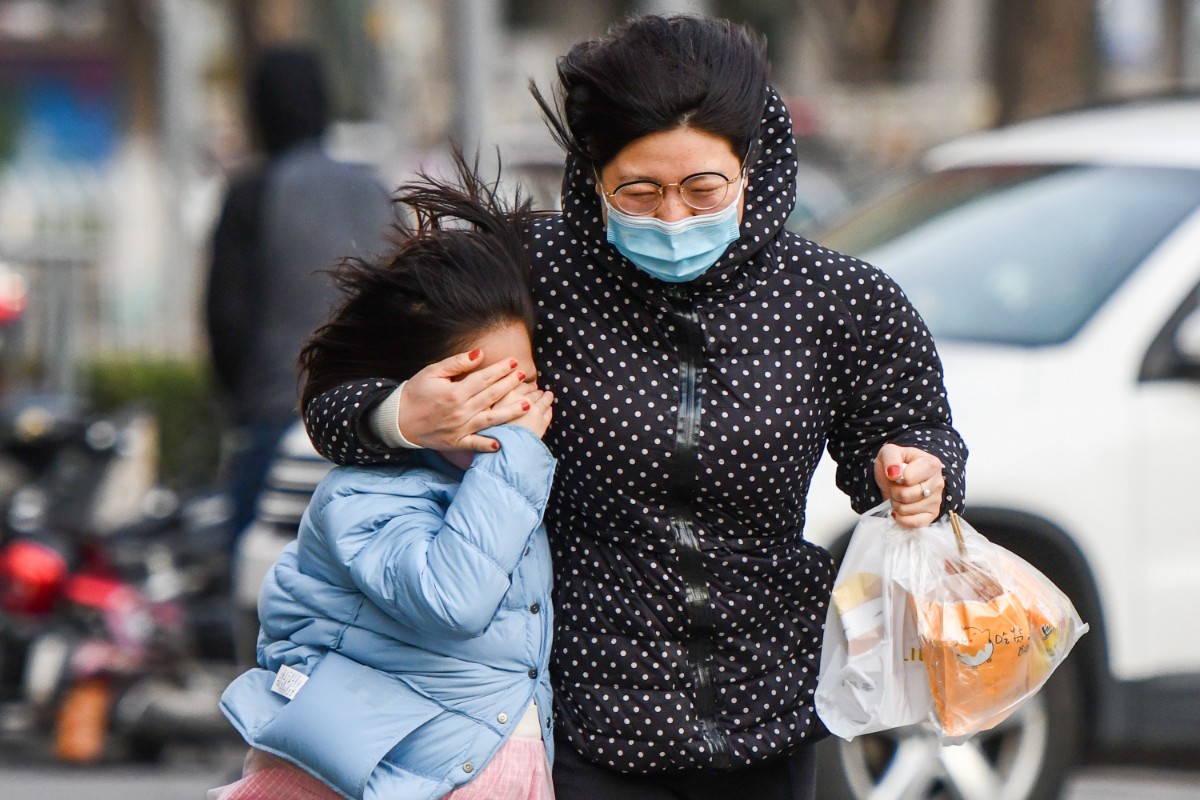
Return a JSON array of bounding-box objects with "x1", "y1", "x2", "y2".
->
[{"x1": 82, "y1": 357, "x2": 226, "y2": 489}]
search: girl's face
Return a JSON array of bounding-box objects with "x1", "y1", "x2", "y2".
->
[
  {"x1": 467, "y1": 322, "x2": 536, "y2": 381},
  {"x1": 439, "y1": 322, "x2": 536, "y2": 470},
  {"x1": 596, "y1": 127, "x2": 744, "y2": 224}
]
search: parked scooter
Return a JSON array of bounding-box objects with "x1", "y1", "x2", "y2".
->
[
  {"x1": 0, "y1": 391, "x2": 116, "y2": 746},
  {"x1": 0, "y1": 392, "x2": 239, "y2": 762}
]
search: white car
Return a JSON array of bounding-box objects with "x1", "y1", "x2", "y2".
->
[
  {"x1": 800, "y1": 97, "x2": 1200, "y2": 799},
  {"x1": 231, "y1": 422, "x2": 332, "y2": 665}
]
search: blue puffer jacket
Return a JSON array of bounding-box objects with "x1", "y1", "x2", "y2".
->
[{"x1": 220, "y1": 425, "x2": 556, "y2": 800}]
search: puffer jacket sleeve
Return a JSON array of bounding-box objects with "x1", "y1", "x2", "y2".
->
[
  {"x1": 319, "y1": 425, "x2": 555, "y2": 638},
  {"x1": 304, "y1": 378, "x2": 401, "y2": 466},
  {"x1": 255, "y1": 543, "x2": 360, "y2": 668},
  {"x1": 825, "y1": 263, "x2": 968, "y2": 516}
]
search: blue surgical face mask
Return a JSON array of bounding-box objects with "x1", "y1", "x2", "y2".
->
[{"x1": 603, "y1": 183, "x2": 743, "y2": 283}]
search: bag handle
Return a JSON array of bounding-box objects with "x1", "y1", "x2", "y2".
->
[{"x1": 949, "y1": 510, "x2": 966, "y2": 556}]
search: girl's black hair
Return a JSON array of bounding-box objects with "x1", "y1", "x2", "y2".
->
[
  {"x1": 530, "y1": 15, "x2": 769, "y2": 169},
  {"x1": 299, "y1": 152, "x2": 536, "y2": 411}
]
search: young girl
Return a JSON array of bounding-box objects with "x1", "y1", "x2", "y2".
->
[{"x1": 212, "y1": 160, "x2": 556, "y2": 800}]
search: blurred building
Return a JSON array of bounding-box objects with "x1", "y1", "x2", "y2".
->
[{"x1": 0, "y1": 0, "x2": 1199, "y2": 381}]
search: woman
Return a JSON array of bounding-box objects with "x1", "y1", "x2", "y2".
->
[{"x1": 305, "y1": 15, "x2": 966, "y2": 799}]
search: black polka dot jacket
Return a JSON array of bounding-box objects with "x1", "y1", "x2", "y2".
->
[{"x1": 304, "y1": 89, "x2": 968, "y2": 775}]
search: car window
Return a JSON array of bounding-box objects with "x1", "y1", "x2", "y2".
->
[{"x1": 819, "y1": 165, "x2": 1200, "y2": 345}]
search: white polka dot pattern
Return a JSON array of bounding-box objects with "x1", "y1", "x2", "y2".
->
[{"x1": 305, "y1": 89, "x2": 967, "y2": 775}]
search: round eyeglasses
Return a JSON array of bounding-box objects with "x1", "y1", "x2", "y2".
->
[{"x1": 601, "y1": 171, "x2": 743, "y2": 217}]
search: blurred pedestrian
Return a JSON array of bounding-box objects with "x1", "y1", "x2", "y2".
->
[
  {"x1": 214, "y1": 158, "x2": 556, "y2": 800},
  {"x1": 204, "y1": 46, "x2": 393, "y2": 548},
  {"x1": 302, "y1": 14, "x2": 967, "y2": 800}
]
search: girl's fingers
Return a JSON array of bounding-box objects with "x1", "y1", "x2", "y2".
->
[{"x1": 490, "y1": 388, "x2": 555, "y2": 440}]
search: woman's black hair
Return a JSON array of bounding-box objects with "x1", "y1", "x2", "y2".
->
[
  {"x1": 299, "y1": 152, "x2": 536, "y2": 411},
  {"x1": 530, "y1": 15, "x2": 769, "y2": 169}
]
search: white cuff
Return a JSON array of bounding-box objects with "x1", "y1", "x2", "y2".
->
[{"x1": 370, "y1": 382, "x2": 423, "y2": 449}]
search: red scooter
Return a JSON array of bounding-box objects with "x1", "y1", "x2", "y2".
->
[{"x1": 0, "y1": 396, "x2": 236, "y2": 763}]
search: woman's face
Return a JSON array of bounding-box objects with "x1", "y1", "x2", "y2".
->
[{"x1": 597, "y1": 127, "x2": 744, "y2": 224}]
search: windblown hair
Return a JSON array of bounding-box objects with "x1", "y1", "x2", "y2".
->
[
  {"x1": 299, "y1": 153, "x2": 536, "y2": 412},
  {"x1": 530, "y1": 15, "x2": 769, "y2": 168}
]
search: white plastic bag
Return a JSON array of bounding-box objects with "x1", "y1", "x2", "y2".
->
[
  {"x1": 814, "y1": 502, "x2": 931, "y2": 739},
  {"x1": 815, "y1": 501, "x2": 1088, "y2": 742}
]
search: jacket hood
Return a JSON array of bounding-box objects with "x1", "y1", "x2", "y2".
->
[
  {"x1": 249, "y1": 47, "x2": 329, "y2": 157},
  {"x1": 560, "y1": 87, "x2": 798, "y2": 305}
]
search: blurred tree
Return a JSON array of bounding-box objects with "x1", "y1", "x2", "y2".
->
[
  {"x1": 993, "y1": 0, "x2": 1097, "y2": 124},
  {"x1": 84, "y1": 358, "x2": 223, "y2": 489},
  {"x1": 794, "y1": 1, "x2": 1113, "y2": 128},
  {"x1": 717, "y1": 0, "x2": 796, "y2": 67},
  {"x1": 111, "y1": 0, "x2": 159, "y2": 139},
  {"x1": 1163, "y1": 0, "x2": 1189, "y2": 86},
  {"x1": 230, "y1": 0, "x2": 376, "y2": 123},
  {"x1": 797, "y1": 0, "x2": 906, "y2": 82}
]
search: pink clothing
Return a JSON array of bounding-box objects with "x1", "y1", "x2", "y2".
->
[
  {"x1": 208, "y1": 749, "x2": 341, "y2": 799},
  {"x1": 443, "y1": 738, "x2": 555, "y2": 800},
  {"x1": 209, "y1": 737, "x2": 555, "y2": 800}
]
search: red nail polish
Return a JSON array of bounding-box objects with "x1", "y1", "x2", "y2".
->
[
  {"x1": 886, "y1": 465, "x2": 902, "y2": 480},
  {"x1": 521, "y1": 400, "x2": 531, "y2": 411},
  {"x1": 492, "y1": 441, "x2": 500, "y2": 451},
  {"x1": 509, "y1": 359, "x2": 518, "y2": 369},
  {"x1": 517, "y1": 372, "x2": 526, "y2": 381},
  {"x1": 468, "y1": 349, "x2": 481, "y2": 360}
]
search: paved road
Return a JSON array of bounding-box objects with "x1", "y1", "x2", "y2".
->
[
  {"x1": 1064, "y1": 768, "x2": 1200, "y2": 800},
  {"x1": 0, "y1": 754, "x2": 1198, "y2": 800}
]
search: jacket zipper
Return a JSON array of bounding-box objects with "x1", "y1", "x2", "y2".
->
[{"x1": 666, "y1": 290, "x2": 731, "y2": 769}]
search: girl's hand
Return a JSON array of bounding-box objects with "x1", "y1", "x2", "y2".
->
[
  {"x1": 874, "y1": 443, "x2": 945, "y2": 528},
  {"x1": 397, "y1": 349, "x2": 532, "y2": 452},
  {"x1": 507, "y1": 387, "x2": 554, "y2": 440}
]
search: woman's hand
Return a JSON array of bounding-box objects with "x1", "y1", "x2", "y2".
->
[
  {"x1": 396, "y1": 349, "x2": 534, "y2": 452},
  {"x1": 874, "y1": 443, "x2": 945, "y2": 528}
]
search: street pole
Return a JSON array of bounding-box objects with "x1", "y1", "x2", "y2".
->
[
  {"x1": 637, "y1": 0, "x2": 714, "y2": 15},
  {"x1": 155, "y1": 0, "x2": 222, "y2": 356},
  {"x1": 452, "y1": 0, "x2": 499, "y2": 173}
]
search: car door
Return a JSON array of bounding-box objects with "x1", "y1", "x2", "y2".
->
[{"x1": 1132, "y1": 277, "x2": 1200, "y2": 675}]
